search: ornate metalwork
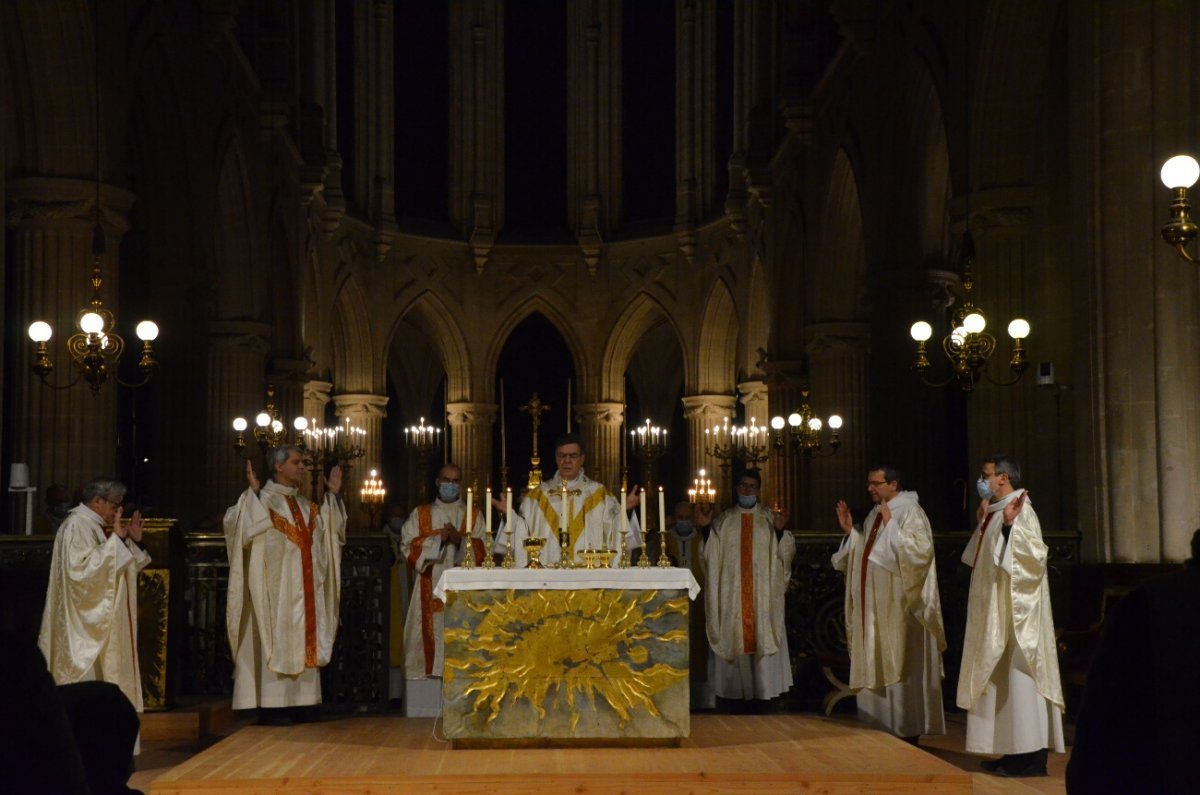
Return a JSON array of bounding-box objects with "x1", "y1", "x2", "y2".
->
[{"x1": 320, "y1": 534, "x2": 391, "y2": 713}]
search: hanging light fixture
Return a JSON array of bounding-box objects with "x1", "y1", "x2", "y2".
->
[
  {"x1": 768, "y1": 385, "x2": 843, "y2": 458},
  {"x1": 27, "y1": 2, "x2": 160, "y2": 395}
]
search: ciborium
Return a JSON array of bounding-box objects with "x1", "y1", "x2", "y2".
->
[
  {"x1": 580, "y1": 548, "x2": 616, "y2": 570},
  {"x1": 523, "y1": 536, "x2": 546, "y2": 569}
]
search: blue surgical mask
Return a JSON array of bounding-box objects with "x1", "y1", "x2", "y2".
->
[
  {"x1": 438, "y1": 483, "x2": 460, "y2": 502},
  {"x1": 675, "y1": 520, "x2": 694, "y2": 537},
  {"x1": 976, "y1": 477, "x2": 994, "y2": 500},
  {"x1": 387, "y1": 517, "x2": 403, "y2": 531},
  {"x1": 737, "y1": 494, "x2": 757, "y2": 509}
]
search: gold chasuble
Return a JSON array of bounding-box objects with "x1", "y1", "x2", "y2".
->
[{"x1": 504, "y1": 472, "x2": 640, "y2": 568}]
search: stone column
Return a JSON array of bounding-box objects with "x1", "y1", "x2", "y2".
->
[
  {"x1": 681, "y1": 394, "x2": 737, "y2": 507},
  {"x1": 567, "y1": 0, "x2": 621, "y2": 272},
  {"x1": 354, "y1": 0, "x2": 396, "y2": 259},
  {"x1": 805, "y1": 322, "x2": 869, "y2": 533},
  {"x1": 6, "y1": 177, "x2": 134, "y2": 499},
  {"x1": 333, "y1": 393, "x2": 388, "y2": 527},
  {"x1": 205, "y1": 321, "x2": 272, "y2": 516},
  {"x1": 269, "y1": 358, "x2": 313, "y2": 430},
  {"x1": 302, "y1": 380, "x2": 333, "y2": 426},
  {"x1": 445, "y1": 401, "x2": 497, "y2": 490},
  {"x1": 574, "y1": 402, "x2": 624, "y2": 492},
  {"x1": 674, "y1": 0, "x2": 714, "y2": 261},
  {"x1": 450, "y1": 0, "x2": 504, "y2": 270},
  {"x1": 738, "y1": 379, "x2": 771, "y2": 489}
]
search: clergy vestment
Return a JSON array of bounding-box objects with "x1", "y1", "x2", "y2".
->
[
  {"x1": 496, "y1": 471, "x2": 642, "y2": 567},
  {"x1": 38, "y1": 504, "x2": 151, "y2": 715},
  {"x1": 400, "y1": 498, "x2": 485, "y2": 678},
  {"x1": 224, "y1": 480, "x2": 346, "y2": 709},
  {"x1": 958, "y1": 489, "x2": 1065, "y2": 755},
  {"x1": 831, "y1": 491, "x2": 946, "y2": 737},
  {"x1": 704, "y1": 504, "x2": 795, "y2": 700}
]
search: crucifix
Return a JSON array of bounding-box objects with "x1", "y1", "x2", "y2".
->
[{"x1": 520, "y1": 392, "x2": 551, "y2": 490}]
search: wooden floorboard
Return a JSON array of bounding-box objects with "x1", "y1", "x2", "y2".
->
[{"x1": 149, "y1": 714, "x2": 981, "y2": 794}]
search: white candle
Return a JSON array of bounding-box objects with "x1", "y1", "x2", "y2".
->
[
  {"x1": 506, "y1": 487, "x2": 513, "y2": 550},
  {"x1": 560, "y1": 484, "x2": 568, "y2": 537},
  {"x1": 658, "y1": 486, "x2": 666, "y2": 535},
  {"x1": 620, "y1": 487, "x2": 628, "y2": 541},
  {"x1": 640, "y1": 486, "x2": 647, "y2": 538},
  {"x1": 466, "y1": 487, "x2": 473, "y2": 530},
  {"x1": 485, "y1": 487, "x2": 492, "y2": 536}
]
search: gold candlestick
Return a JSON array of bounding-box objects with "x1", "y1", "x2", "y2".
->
[{"x1": 502, "y1": 518, "x2": 515, "y2": 569}]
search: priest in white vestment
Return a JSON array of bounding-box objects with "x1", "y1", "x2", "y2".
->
[
  {"x1": 698, "y1": 469, "x2": 795, "y2": 705},
  {"x1": 224, "y1": 446, "x2": 346, "y2": 715},
  {"x1": 492, "y1": 433, "x2": 642, "y2": 567},
  {"x1": 833, "y1": 466, "x2": 946, "y2": 740},
  {"x1": 400, "y1": 463, "x2": 486, "y2": 678},
  {"x1": 959, "y1": 454, "x2": 1064, "y2": 778},
  {"x1": 39, "y1": 478, "x2": 150, "y2": 720}
]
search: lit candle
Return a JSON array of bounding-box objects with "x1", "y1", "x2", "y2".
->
[
  {"x1": 505, "y1": 487, "x2": 513, "y2": 546},
  {"x1": 466, "y1": 487, "x2": 473, "y2": 529},
  {"x1": 485, "y1": 487, "x2": 493, "y2": 537},
  {"x1": 658, "y1": 485, "x2": 666, "y2": 536},
  {"x1": 560, "y1": 482, "x2": 568, "y2": 538},
  {"x1": 640, "y1": 484, "x2": 648, "y2": 538},
  {"x1": 620, "y1": 487, "x2": 628, "y2": 543}
]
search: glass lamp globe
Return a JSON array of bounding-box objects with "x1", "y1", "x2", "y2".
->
[
  {"x1": 79, "y1": 312, "x2": 104, "y2": 334},
  {"x1": 828, "y1": 415, "x2": 843, "y2": 429},
  {"x1": 1161, "y1": 155, "x2": 1200, "y2": 189},
  {"x1": 135, "y1": 321, "x2": 159, "y2": 341},
  {"x1": 1007, "y1": 318, "x2": 1031, "y2": 339},
  {"x1": 807, "y1": 417, "x2": 822, "y2": 431},
  {"x1": 787, "y1": 413, "x2": 802, "y2": 427},
  {"x1": 770, "y1": 416, "x2": 785, "y2": 430},
  {"x1": 255, "y1": 412, "x2": 271, "y2": 428},
  {"x1": 963, "y1": 313, "x2": 987, "y2": 334},
  {"x1": 293, "y1": 417, "x2": 308, "y2": 431},
  {"x1": 910, "y1": 321, "x2": 933, "y2": 342},
  {"x1": 232, "y1": 417, "x2": 248, "y2": 432},
  {"x1": 28, "y1": 321, "x2": 52, "y2": 342},
  {"x1": 271, "y1": 420, "x2": 284, "y2": 434}
]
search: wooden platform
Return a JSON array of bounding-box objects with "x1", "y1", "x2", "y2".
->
[{"x1": 149, "y1": 714, "x2": 976, "y2": 794}]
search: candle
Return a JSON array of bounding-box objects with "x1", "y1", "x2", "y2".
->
[
  {"x1": 560, "y1": 482, "x2": 568, "y2": 537},
  {"x1": 500, "y1": 378, "x2": 507, "y2": 466},
  {"x1": 466, "y1": 487, "x2": 473, "y2": 527},
  {"x1": 505, "y1": 487, "x2": 513, "y2": 548},
  {"x1": 485, "y1": 487, "x2": 492, "y2": 537},
  {"x1": 640, "y1": 484, "x2": 648, "y2": 537},
  {"x1": 620, "y1": 487, "x2": 628, "y2": 543},
  {"x1": 658, "y1": 486, "x2": 666, "y2": 536}
]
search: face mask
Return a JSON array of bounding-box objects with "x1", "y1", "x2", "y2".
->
[
  {"x1": 438, "y1": 482, "x2": 460, "y2": 502},
  {"x1": 976, "y1": 477, "x2": 994, "y2": 500},
  {"x1": 387, "y1": 517, "x2": 403, "y2": 531},
  {"x1": 675, "y1": 520, "x2": 694, "y2": 536},
  {"x1": 737, "y1": 494, "x2": 757, "y2": 509}
]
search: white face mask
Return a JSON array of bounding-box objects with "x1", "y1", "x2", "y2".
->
[{"x1": 737, "y1": 494, "x2": 758, "y2": 509}]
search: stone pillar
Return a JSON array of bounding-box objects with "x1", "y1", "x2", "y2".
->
[
  {"x1": 805, "y1": 322, "x2": 869, "y2": 533},
  {"x1": 567, "y1": 0, "x2": 621, "y2": 272},
  {"x1": 354, "y1": 0, "x2": 397, "y2": 259},
  {"x1": 205, "y1": 321, "x2": 272, "y2": 516},
  {"x1": 681, "y1": 394, "x2": 737, "y2": 506},
  {"x1": 574, "y1": 402, "x2": 624, "y2": 492},
  {"x1": 6, "y1": 177, "x2": 135, "y2": 499},
  {"x1": 333, "y1": 393, "x2": 388, "y2": 527},
  {"x1": 737, "y1": 379, "x2": 771, "y2": 489},
  {"x1": 269, "y1": 358, "x2": 313, "y2": 429},
  {"x1": 674, "y1": 0, "x2": 714, "y2": 261},
  {"x1": 450, "y1": 0, "x2": 504, "y2": 270},
  {"x1": 302, "y1": 380, "x2": 333, "y2": 426},
  {"x1": 445, "y1": 401, "x2": 497, "y2": 490}
]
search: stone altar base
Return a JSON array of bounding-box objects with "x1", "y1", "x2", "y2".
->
[{"x1": 148, "y1": 714, "x2": 977, "y2": 794}]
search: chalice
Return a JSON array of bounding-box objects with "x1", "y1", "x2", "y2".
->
[{"x1": 523, "y1": 536, "x2": 547, "y2": 569}]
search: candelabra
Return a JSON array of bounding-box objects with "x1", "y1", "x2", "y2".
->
[
  {"x1": 360, "y1": 469, "x2": 386, "y2": 529},
  {"x1": 688, "y1": 469, "x2": 716, "y2": 509},
  {"x1": 301, "y1": 416, "x2": 367, "y2": 502},
  {"x1": 704, "y1": 417, "x2": 771, "y2": 467},
  {"x1": 404, "y1": 417, "x2": 441, "y2": 502},
  {"x1": 630, "y1": 418, "x2": 669, "y2": 494},
  {"x1": 769, "y1": 386, "x2": 843, "y2": 459},
  {"x1": 909, "y1": 232, "x2": 1030, "y2": 391}
]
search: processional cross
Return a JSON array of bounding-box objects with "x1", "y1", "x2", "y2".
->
[{"x1": 519, "y1": 392, "x2": 551, "y2": 490}]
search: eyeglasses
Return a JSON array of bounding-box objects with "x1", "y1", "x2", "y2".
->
[
  {"x1": 101, "y1": 497, "x2": 122, "y2": 507},
  {"x1": 736, "y1": 481, "x2": 759, "y2": 491},
  {"x1": 556, "y1": 452, "x2": 582, "y2": 461},
  {"x1": 866, "y1": 480, "x2": 889, "y2": 487}
]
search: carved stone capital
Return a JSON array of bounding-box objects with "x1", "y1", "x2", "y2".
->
[
  {"x1": 681, "y1": 394, "x2": 737, "y2": 421},
  {"x1": 446, "y1": 401, "x2": 498, "y2": 427},
  {"x1": 304, "y1": 380, "x2": 334, "y2": 405},
  {"x1": 6, "y1": 177, "x2": 135, "y2": 235},
  {"x1": 207, "y1": 320, "x2": 273, "y2": 355},
  {"x1": 573, "y1": 401, "x2": 625, "y2": 428},
  {"x1": 804, "y1": 322, "x2": 871, "y2": 357},
  {"x1": 333, "y1": 393, "x2": 389, "y2": 418}
]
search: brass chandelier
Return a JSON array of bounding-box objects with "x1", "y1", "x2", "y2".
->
[
  {"x1": 908, "y1": 232, "x2": 1029, "y2": 391},
  {"x1": 27, "y1": 4, "x2": 160, "y2": 395},
  {"x1": 769, "y1": 386, "x2": 843, "y2": 458}
]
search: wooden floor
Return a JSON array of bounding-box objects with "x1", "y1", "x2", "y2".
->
[{"x1": 148, "y1": 714, "x2": 989, "y2": 794}]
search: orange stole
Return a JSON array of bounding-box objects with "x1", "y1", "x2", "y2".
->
[
  {"x1": 269, "y1": 496, "x2": 321, "y2": 668},
  {"x1": 859, "y1": 512, "x2": 885, "y2": 635},
  {"x1": 739, "y1": 513, "x2": 757, "y2": 654},
  {"x1": 411, "y1": 504, "x2": 477, "y2": 676}
]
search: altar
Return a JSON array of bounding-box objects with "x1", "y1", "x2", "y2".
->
[{"x1": 434, "y1": 568, "x2": 700, "y2": 745}]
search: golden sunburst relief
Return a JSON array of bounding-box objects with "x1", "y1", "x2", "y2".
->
[{"x1": 443, "y1": 588, "x2": 690, "y2": 736}]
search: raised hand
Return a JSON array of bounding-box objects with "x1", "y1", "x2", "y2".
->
[
  {"x1": 772, "y1": 505, "x2": 789, "y2": 531},
  {"x1": 625, "y1": 485, "x2": 642, "y2": 511},
  {"x1": 694, "y1": 502, "x2": 714, "y2": 528},
  {"x1": 835, "y1": 500, "x2": 854, "y2": 534},
  {"x1": 1003, "y1": 491, "x2": 1027, "y2": 525},
  {"x1": 326, "y1": 464, "x2": 343, "y2": 495},
  {"x1": 112, "y1": 506, "x2": 128, "y2": 539},
  {"x1": 246, "y1": 459, "x2": 260, "y2": 493}
]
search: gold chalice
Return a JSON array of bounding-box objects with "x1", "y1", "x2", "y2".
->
[
  {"x1": 523, "y1": 536, "x2": 546, "y2": 568},
  {"x1": 580, "y1": 548, "x2": 616, "y2": 569}
]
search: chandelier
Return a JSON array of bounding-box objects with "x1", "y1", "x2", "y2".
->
[
  {"x1": 232, "y1": 385, "x2": 308, "y2": 457},
  {"x1": 769, "y1": 386, "x2": 842, "y2": 457},
  {"x1": 1159, "y1": 155, "x2": 1200, "y2": 262},
  {"x1": 27, "y1": 3, "x2": 160, "y2": 395},
  {"x1": 908, "y1": 232, "x2": 1029, "y2": 391}
]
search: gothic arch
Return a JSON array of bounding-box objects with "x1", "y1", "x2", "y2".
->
[
  {"x1": 213, "y1": 137, "x2": 262, "y2": 320},
  {"x1": 601, "y1": 293, "x2": 687, "y2": 401},
  {"x1": 810, "y1": 150, "x2": 867, "y2": 322},
  {"x1": 696, "y1": 278, "x2": 739, "y2": 395},
  {"x1": 386, "y1": 290, "x2": 472, "y2": 400},
  {"x1": 484, "y1": 295, "x2": 590, "y2": 400},
  {"x1": 331, "y1": 272, "x2": 375, "y2": 392}
]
